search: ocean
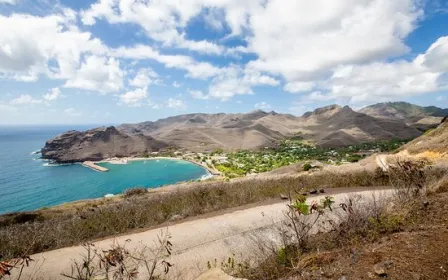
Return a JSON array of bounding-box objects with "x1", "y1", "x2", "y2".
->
[{"x1": 0, "y1": 125, "x2": 209, "y2": 214}]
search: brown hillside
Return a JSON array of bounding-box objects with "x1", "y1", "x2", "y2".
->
[
  {"x1": 401, "y1": 118, "x2": 448, "y2": 154},
  {"x1": 42, "y1": 105, "x2": 423, "y2": 162},
  {"x1": 41, "y1": 126, "x2": 167, "y2": 163}
]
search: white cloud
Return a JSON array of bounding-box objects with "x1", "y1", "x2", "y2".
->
[
  {"x1": 308, "y1": 36, "x2": 448, "y2": 104},
  {"x1": 172, "y1": 81, "x2": 181, "y2": 88},
  {"x1": 283, "y1": 82, "x2": 315, "y2": 93},
  {"x1": 81, "y1": 0, "x2": 227, "y2": 55},
  {"x1": 64, "y1": 56, "x2": 124, "y2": 93},
  {"x1": 0, "y1": 13, "x2": 107, "y2": 83},
  {"x1": 247, "y1": 0, "x2": 422, "y2": 83},
  {"x1": 147, "y1": 100, "x2": 161, "y2": 109},
  {"x1": 118, "y1": 87, "x2": 148, "y2": 107},
  {"x1": 204, "y1": 8, "x2": 224, "y2": 31},
  {"x1": 0, "y1": 0, "x2": 16, "y2": 4},
  {"x1": 208, "y1": 66, "x2": 279, "y2": 101},
  {"x1": 254, "y1": 102, "x2": 271, "y2": 110},
  {"x1": 64, "y1": 108, "x2": 82, "y2": 117},
  {"x1": 167, "y1": 98, "x2": 187, "y2": 110},
  {"x1": 420, "y1": 36, "x2": 448, "y2": 72},
  {"x1": 10, "y1": 94, "x2": 42, "y2": 105},
  {"x1": 129, "y1": 68, "x2": 160, "y2": 88},
  {"x1": 43, "y1": 88, "x2": 61, "y2": 101},
  {"x1": 113, "y1": 45, "x2": 220, "y2": 79},
  {"x1": 189, "y1": 89, "x2": 209, "y2": 100}
]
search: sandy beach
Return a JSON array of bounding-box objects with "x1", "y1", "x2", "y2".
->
[{"x1": 94, "y1": 156, "x2": 221, "y2": 176}]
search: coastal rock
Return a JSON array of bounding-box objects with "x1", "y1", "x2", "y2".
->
[{"x1": 41, "y1": 126, "x2": 167, "y2": 163}]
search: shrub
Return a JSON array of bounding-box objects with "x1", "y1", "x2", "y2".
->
[
  {"x1": 303, "y1": 163, "x2": 312, "y2": 171},
  {"x1": 1, "y1": 167, "x2": 441, "y2": 260},
  {"x1": 123, "y1": 187, "x2": 148, "y2": 198}
]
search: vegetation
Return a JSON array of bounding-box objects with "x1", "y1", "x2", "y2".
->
[
  {"x1": 223, "y1": 160, "x2": 438, "y2": 280},
  {"x1": 123, "y1": 187, "x2": 148, "y2": 198},
  {"x1": 0, "y1": 231, "x2": 173, "y2": 280},
  {"x1": 302, "y1": 163, "x2": 312, "y2": 171},
  {"x1": 0, "y1": 168, "x2": 402, "y2": 261},
  {"x1": 214, "y1": 139, "x2": 408, "y2": 177}
]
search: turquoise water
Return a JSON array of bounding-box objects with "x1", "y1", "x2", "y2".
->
[{"x1": 0, "y1": 126, "x2": 209, "y2": 214}]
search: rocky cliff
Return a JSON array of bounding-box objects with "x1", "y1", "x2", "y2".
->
[{"x1": 41, "y1": 126, "x2": 167, "y2": 163}]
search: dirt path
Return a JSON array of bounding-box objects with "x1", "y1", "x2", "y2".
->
[
  {"x1": 16, "y1": 189, "x2": 393, "y2": 280},
  {"x1": 376, "y1": 154, "x2": 389, "y2": 171}
]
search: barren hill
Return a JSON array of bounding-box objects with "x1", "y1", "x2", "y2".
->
[
  {"x1": 400, "y1": 117, "x2": 448, "y2": 154},
  {"x1": 299, "y1": 105, "x2": 421, "y2": 147},
  {"x1": 42, "y1": 105, "x2": 423, "y2": 162},
  {"x1": 41, "y1": 126, "x2": 168, "y2": 163},
  {"x1": 359, "y1": 102, "x2": 448, "y2": 131}
]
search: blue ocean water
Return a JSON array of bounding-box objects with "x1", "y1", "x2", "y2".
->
[{"x1": 0, "y1": 125, "x2": 209, "y2": 214}]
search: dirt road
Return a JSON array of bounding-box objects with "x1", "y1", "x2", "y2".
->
[{"x1": 17, "y1": 189, "x2": 393, "y2": 280}]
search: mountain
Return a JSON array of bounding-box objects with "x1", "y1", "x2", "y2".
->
[
  {"x1": 41, "y1": 126, "x2": 167, "y2": 163},
  {"x1": 359, "y1": 102, "x2": 448, "y2": 131},
  {"x1": 299, "y1": 105, "x2": 421, "y2": 148},
  {"x1": 400, "y1": 117, "x2": 448, "y2": 154},
  {"x1": 117, "y1": 110, "x2": 294, "y2": 151},
  {"x1": 42, "y1": 105, "x2": 423, "y2": 162}
]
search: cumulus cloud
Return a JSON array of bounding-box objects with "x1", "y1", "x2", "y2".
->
[
  {"x1": 283, "y1": 82, "x2": 315, "y2": 94},
  {"x1": 64, "y1": 56, "x2": 124, "y2": 93},
  {"x1": 81, "y1": 0, "x2": 228, "y2": 55},
  {"x1": 118, "y1": 87, "x2": 148, "y2": 107},
  {"x1": 254, "y1": 102, "x2": 271, "y2": 110},
  {"x1": 10, "y1": 94, "x2": 42, "y2": 105},
  {"x1": 128, "y1": 68, "x2": 161, "y2": 88},
  {"x1": 172, "y1": 81, "x2": 181, "y2": 88},
  {"x1": 247, "y1": 0, "x2": 422, "y2": 83},
  {"x1": 189, "y1": 89, "x2": 209, "y2": 100},
  {"x1": 0, "y1": 13, "x2": 107, "y2": 83},
  {"x1": 2, "y1": 0, "x2": 448, "y2": 109},
  {"x1": 167, "y1": 98, "x2": 187, "y2": 110},
  {"x1": 208, "y1": 66, "x2": 279, "y2": 101},
  {"x1": 113, "y1": 45, "x2": 221, "y2": 79},
  {"x1": 298, "y1": 36, "x2": 448, "y2": 104},
  {"x1": 0, "y1": 0, "x2": 16, "y2": 4},
  {"x1": 43, "y1": 88, "x2": 61, "y2": 101},
  {"x1": 8, "y1": 88, "x2": 62, "y2": 107}
]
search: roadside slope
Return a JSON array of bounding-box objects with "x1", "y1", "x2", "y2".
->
[{"x1": 16, "y1": 189, "x2": 393, "y2": 280}]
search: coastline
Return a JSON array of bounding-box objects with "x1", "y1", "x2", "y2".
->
[{"x1": 92, "y1": 156, "x2": 221, "y2": 177}]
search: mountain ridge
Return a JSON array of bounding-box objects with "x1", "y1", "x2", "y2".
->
[
  {"x1": 359, "y1": 102, "x2": 448, "y2": 131},
  {"x1": 41, "y1": 102, "x2": 431, "y2": 162}
]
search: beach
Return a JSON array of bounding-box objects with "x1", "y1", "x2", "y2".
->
[{"x1": 88, "y1": 156, "x2": 221, "y2": 176}]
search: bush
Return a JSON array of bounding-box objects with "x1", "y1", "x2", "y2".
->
[
  {"x1": 123, "y1": 187, "x2": 148, "y2": 198},
  {"x1": 1, "y1": 166, "x2": 440, "y2": 260},
  {"x1": 303, "y1": 163, "x2": 312, "y2": 171}
]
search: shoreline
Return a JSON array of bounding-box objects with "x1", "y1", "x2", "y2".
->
[{"x1": 94, "y1": 156, "x2": 221, "y2": 176}]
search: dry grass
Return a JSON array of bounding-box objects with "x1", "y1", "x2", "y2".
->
[
  {"x1": 227, "y1": 160, "x2": 444, "y2": 280},
  {"x1": 403, "y1": 121, "x2": 448, "y2": 154},
  {"x1": 0, "y1": 169, "x2": 394, "y2": 260},
  {"x1": 123, "y1": 187, "x2": 148, "y2": 198}
]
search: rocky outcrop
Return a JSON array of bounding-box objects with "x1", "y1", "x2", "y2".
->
[{"x1": 41, "y1": 126, "x2": 167, "y2": 163}]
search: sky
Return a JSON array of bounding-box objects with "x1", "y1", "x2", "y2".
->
[{"x1": 0, "y1": 0, "x2": 447, "y2": 125}]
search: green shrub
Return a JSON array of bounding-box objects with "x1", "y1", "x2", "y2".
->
[{"x1": 303, "y1": 163, "x2": 312, "y2": 171}]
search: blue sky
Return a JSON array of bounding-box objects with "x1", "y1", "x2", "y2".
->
[{"x1": 0, "y1": 0, "x2": 447, "y2": 125}]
